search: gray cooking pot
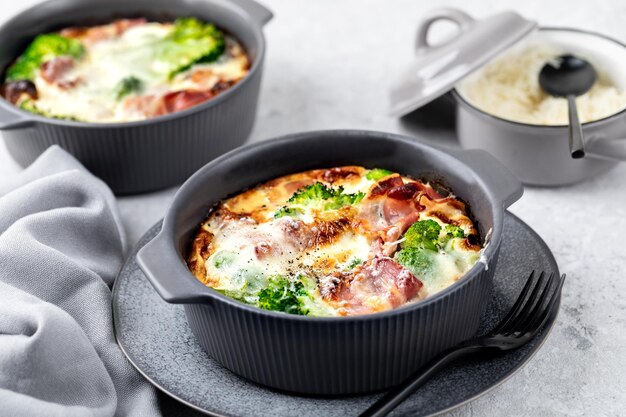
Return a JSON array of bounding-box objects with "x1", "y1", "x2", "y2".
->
[
  {"x1": 136, "y1": 129, "x2": 523, "y2": 395},
  {"x1": 0, "y1": 0, "x2": 272, "y2": 194},
  {"x1": 391, "y1": 9, "x2": 626, "y2": 187},
  {"x1": 454, "y1": 29, "x2": 626, "y2": 186}
]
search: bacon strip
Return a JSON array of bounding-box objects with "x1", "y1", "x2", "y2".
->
[
  {"x1": 320, "y1": 167, "x2": 360, "y2": 183},
  {"x1": 322, "y1": 256, "x2": 424, "y2": 314},
  {"x1": 370, "y1": 175, "x2": 404, "y2": 197},
  {"x1": 40, "y1": 57, "x2": 75, "y2": 84}
]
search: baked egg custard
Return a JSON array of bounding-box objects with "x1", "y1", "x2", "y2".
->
[{"x1": 188, "y1": 167, "x2": 483, "y2": 316}]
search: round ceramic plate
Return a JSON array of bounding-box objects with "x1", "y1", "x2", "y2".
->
[{"x1": 113, "y1": 212, "x2": 560, "y2": 417}]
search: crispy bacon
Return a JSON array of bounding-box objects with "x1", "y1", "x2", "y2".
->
[
  {"x1": 1, "y1": 80, "x2": 38, "y2": 104},
  {"x1": 162, "y1": 90, "x2": 214, "y2": 114},
  {"x1": 387, "y1": 182, "x2": 419, "y2": 200},
  {"x1": 321, "y1": 167, "x2": 359, "y2": 183},
  {"x1": 357, "y1": 195, "x2": 422, "y2": 234},
  {"x1": 40, "y1": 57, "x2": 75, "y2": 84},
  {"x1": 322, "y1": 256, "x2": 424, "y2": 314},
  {"x1": 370, "y1": 175, "x2": 404, "y2": 197},
  {"x1": 416, "y1": 182, "x2": 445, "y2": 200}
]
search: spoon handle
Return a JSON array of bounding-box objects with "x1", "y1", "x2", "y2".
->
[{"x1": 567, "y1": 95, "x2": 586, "y2": 159}]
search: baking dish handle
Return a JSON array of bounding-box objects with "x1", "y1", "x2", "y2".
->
[
  {"x1": 0, "y1": 103, "x2": 35, "y2": 130},
  {"x1": 229, "y1": 0, "x2": 273, "y2": 26},
  {"x1": 586, "y1": 136, "x2": 626, "y2": 161},
  {"x1": 415, "y1": 8, "x2": 475, "y2": 54},
  {"x1": 137, "y1": 230, "x2": 213, "y2": 304},
  {"x1": 450, "y1": 148, "x2": 523, "y2": 209}
]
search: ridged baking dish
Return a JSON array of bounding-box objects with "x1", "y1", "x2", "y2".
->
[
  {"x1": 137, "y1": 130, "x2": 523, "y2": 395},
  {"x1": 0, "y1": 0, "x2": 272, "y2": 194}
]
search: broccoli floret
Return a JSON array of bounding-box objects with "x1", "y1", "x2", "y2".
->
[
  {"x1": 115, "y1": 76, "x2": 143, "y2": 100},
  {"x1": 6, "y1": 34, "x2": 85, "y2": 82},
  {"x1": 257, "y1": 276, "x2": 309, "y2": 315},
  {"x1": 273, "y1": 206, "x2": 304, "y2": 219},
  {"x1": 19, "y1": 99, "x2": 82, "y2": 121},
  {"x1": 284, "y1": 182, "x2": 364, "y2": 212},
  {"x1": 323, "y1": 190, "x2": 365, "y2": 210},
  {"x1": 346, "y1": 258, "x2": 363, "y2": 270},
  {"x1": 366, "y1": 168, "x2": 393, "y2": 181},
  {"x1": 444, "y1": 224, "x2": 465, "y2": 239},
  {"x1": 438, "y1": 224, "x2": 466, "y2": 248},
  {"x1": 288, "y1": 182, "x2": 335, "y2": 204},
  {"x1": 395, "y1": 247, "x2": 434, "y2": 277},
  {"x1": 156, "y1": 17, "x2": 225, "y2": 78},
  {"x1": 402, "y1": 219, "x2": 442, "y2": 252},
  {"x1": 212, "y1": 251, "x2": 237, "y2": 269}
]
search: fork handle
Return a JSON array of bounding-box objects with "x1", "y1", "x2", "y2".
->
[{"x1": 359, "y1": 345, "x2": 483, "y2": 417}]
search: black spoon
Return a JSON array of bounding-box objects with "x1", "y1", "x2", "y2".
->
[{"x1": 539, "y1": 54, "x2": 597, "y2": 159}]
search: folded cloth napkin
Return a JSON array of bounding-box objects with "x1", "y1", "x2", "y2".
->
[{"x1": 0, "y1": 146, "x2": 160, "y2": 417}]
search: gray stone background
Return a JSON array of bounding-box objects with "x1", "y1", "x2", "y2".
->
[{"x1": 1, "y1": 0, "x2": 625, "y2": 415}]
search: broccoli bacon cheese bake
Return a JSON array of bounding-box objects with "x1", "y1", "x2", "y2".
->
[
  {"x1": 1, "y1": 18, "x2": 249, "y2": 123},
  {"x1": 188, "y1": 167, "x2": 484, "y2": 317}
]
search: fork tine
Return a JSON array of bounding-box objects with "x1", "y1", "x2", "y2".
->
[
  {"x1": 497, "y1": 271, "x2": 546, "y2": 335},
  {"x1": 491, "y1": 271, "x2": 537, "y2": 334},
  {"x1": 514, "y1": 272, "x2": 556, "y2": 336},
  {"x1": 520, "y1": 274, "x2": 566, "y2": 336}
]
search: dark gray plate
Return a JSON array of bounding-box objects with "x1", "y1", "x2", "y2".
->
[{"x1": 113, "y1": 212, "x2": 560, "y2": 417}]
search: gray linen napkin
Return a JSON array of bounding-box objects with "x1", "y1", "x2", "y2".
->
[{"x1": 0, "y1": 146, "x2": 161, "y2": 417}]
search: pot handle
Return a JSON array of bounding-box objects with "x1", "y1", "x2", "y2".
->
[
  {"x1": 229, "y1": 0, "x2": 273, "y2": 26},
  {"x1": 586, "y1": 136, "x2": 626, "y2": 161},
  {"x1": 0, "y1": 103, "x2": 35, "y2": 130},
  {"x1": 415, "y1": 8, "x2": 475, "y2": 54},
  {"x1": 137, "y1": 229, "x2": 213, "y2": 304},
  {"x1": 450, "y1": 148, "x2": 523, "y2": 209}
]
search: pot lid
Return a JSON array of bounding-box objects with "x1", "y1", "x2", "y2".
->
[{"x1": 390, "y1": 8, "x2": 537, "y2": 117}]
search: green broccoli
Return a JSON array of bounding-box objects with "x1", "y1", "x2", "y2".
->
[
  {"x1": 156, "y1": 17, "x2": 225, "y2": 78},
  {"x1": 6, "y1": 34, "x2": 85, "y2": 82},
  {"x1": 257, "y1": 275, "x2": 309, "y2": 315},
  {"x1": 273, "y1": 206, "x2": 304, "y2": 219},
  {"x1": 19, "y1": 99, "x2": 82, "y2": 121},
  {"x1": 402, "y1": 219, "x2": 442, "y2": 252},
  {"x1": 212, "y1": 251, "x2": 237, "y2": 269},
  {"x1": 323, "y1": 190, "x2": 365, "y2": 210},
  {"x1": 444, "y1": 224, "x2": 465, "y2": 239},
  {"x1": 395, "y1": 247, "x2": 434, "y2": 277},
  {"x1": 438, "y1": 224, "x2": 466, "y2": 248},
  {"x1": 346, "y1": 257, "x2": 363, "y2": 270},
  {"x1": 288, "y1": 182, "x2": 335, "y2": 205},
  {"x1": 115, "y1": 76, "x2": 143, "y2": 100},
  {"x1": 282, "y1": 181, "x2": 364, "y2": 212},
  {"x1": 365, "y1": 168, "x2": 393, "y2": 181}
]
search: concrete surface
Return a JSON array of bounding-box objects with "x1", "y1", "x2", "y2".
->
[{"x1": 1, "y1": 0, "x2": 625, "y2": 415}]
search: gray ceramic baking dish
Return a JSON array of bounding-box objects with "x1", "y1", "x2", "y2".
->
[
  {"x1": 136, "y1": 130, "x2": 523, "y2": 395},
  {"x1": 0, "y1": 0, "x2": 272, "y2": 194}
]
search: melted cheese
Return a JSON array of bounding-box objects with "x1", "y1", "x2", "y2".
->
[
  {"x1": 188, "y1": 167, "x2": 483, "y2": 316},
  {"x1": 28, "y1": 22, "x2": 248, "y2": 123}
]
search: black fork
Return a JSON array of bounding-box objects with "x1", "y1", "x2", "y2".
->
[{"x1": 360, "y1": 271, "x2": 566, "y2": 417}]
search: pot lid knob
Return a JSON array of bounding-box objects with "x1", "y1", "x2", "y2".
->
[{"x1": 389, "y1": 8, "x2": 537, "y2": 117}]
